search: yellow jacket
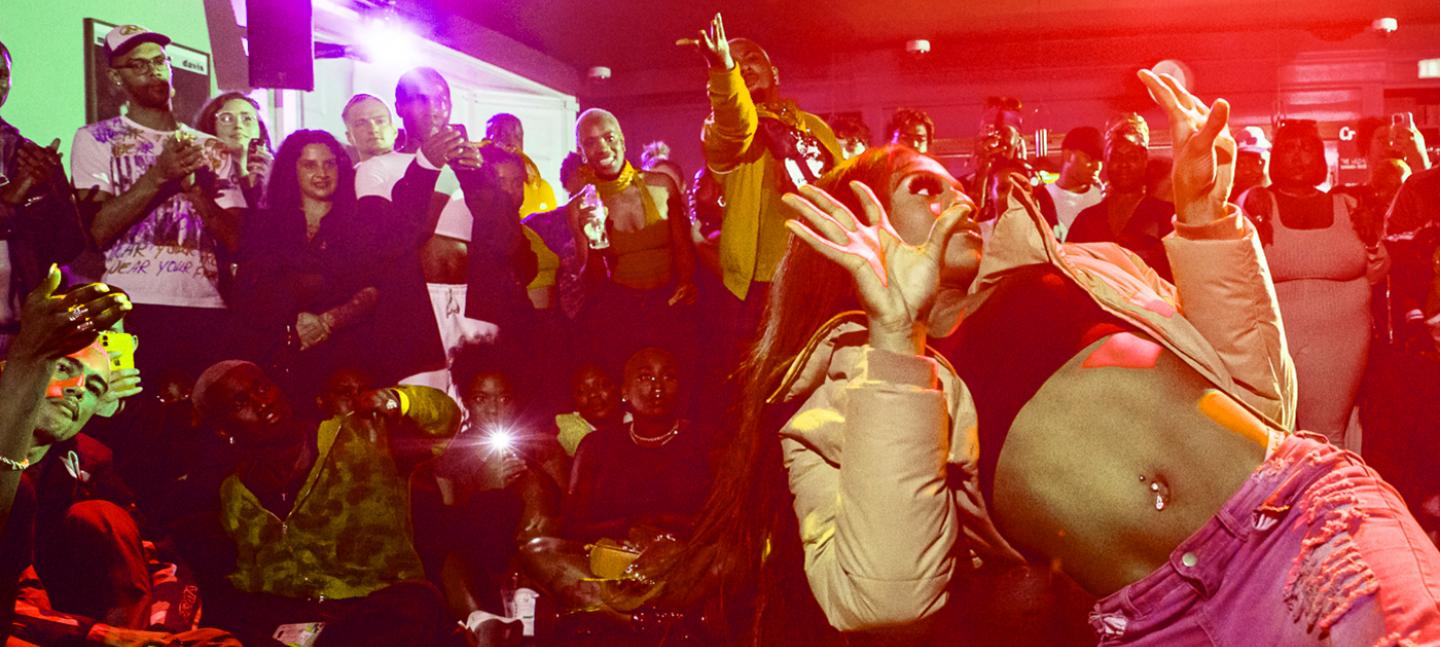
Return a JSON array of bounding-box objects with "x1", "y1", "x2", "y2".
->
[
  {"x1": 521, "y1": 153, "x2": 558, "y2": 218},
  {"x1": 703, "y1": 67, "x2": 840, "y2": 300}
]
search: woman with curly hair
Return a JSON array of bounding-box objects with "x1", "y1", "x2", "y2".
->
[{"x1": 230, "y1": 130, "x2": 417, "y2": 395}]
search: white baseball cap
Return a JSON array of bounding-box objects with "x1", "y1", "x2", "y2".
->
[
  {"x1": 1236, "y1": 126, "x2": 1272, "y2": 154},
  {"x1": 103, "y1": 24, "x2": 171, "y2": 63}
]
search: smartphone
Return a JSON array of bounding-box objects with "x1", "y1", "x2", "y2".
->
[
  {"x1": 447, "y1": 124, "x2": 481, "y2": 169},
  {"x1": 98, "y1": 331, "x2": 138, "y2": 372},
  {"x1": 1391, "y1": 112, "x2": 1411, "y2": 127}
]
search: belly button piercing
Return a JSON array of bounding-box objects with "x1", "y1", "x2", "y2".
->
[{"x1": 1149, "y1": 478, "x2": 1171, "y2": 511}]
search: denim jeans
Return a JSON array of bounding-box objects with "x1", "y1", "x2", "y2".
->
[{"x1": 1089, "y1": 433, "x2": 1440, "y2": 645}]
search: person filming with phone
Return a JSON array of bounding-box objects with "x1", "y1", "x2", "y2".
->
[
  {"x1": 354, "y1": 67, "x2": 535, "y2": 401},
  {"x1": 0, "y1": 270, "x2": 248, "y2": 646}
]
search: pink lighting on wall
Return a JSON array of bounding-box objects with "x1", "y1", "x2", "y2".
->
[{"x1": 356, "y1": 13, "x2": 419, "y2": 70}]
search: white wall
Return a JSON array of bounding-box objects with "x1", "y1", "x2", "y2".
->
[
  {"x1": 0, "y1": 1, "x2": 579, "y2": 188},
  {"x1": 254, "y1": 2, "x2": 579, "y2": 189}
]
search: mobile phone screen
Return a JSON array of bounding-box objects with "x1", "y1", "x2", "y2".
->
[{"x1": 98, "y1": 331, "x2": 138, "y2": 372}]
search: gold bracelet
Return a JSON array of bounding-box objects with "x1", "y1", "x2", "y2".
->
[{"x1": 0, "y1": 455, "x2": 31, "y2": 471}]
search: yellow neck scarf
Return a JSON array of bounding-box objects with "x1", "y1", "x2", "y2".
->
[
  {"x1": 583, "y1": 161, "x2": 662, "y2": 226},
  {"x1": 583, "y1": 161, "x2": 641, "y2": 197}
]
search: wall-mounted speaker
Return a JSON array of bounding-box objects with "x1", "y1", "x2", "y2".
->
[{"x1": 246, "y1": 0, "x2": 314, "y2": 90}]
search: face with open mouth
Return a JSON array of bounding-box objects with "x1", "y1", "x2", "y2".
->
[
  {"x1": 35, "y1": 345, "x2": 111, "y2": 448},
  {"x1": 729, "y1": 40, "x2": 776, "y2": 97},
  {"x1": 622, "y1": 348, "x2": 681, "y2": 421}
]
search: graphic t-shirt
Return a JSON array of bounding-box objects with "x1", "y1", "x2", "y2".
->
[{"x1": 70, "y1": 116, "x2": 246, "y2": 308}]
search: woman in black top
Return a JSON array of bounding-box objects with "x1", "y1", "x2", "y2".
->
[{"x1": 231, "y1": 130, "x2": 389, "y2": 400}]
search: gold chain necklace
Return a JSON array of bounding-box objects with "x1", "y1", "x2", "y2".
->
[{"x1": 628, "y1": 420, "x2": 681, "y2": 448}]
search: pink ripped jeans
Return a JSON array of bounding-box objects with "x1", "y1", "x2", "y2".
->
[{"x1": 1088, "y1": 433, "x2": 1440, "y2": 645}]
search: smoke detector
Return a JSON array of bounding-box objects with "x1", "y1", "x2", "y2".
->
[
  {"x1": 1372, "y1": 17, "x2": 1398, "y2": 35},
  {"x1": 906, "y1": 39, "x2": 931, "y2": 56},
  {"x1": 588, "y1": 66, "x2": 612, "y2": 81}
]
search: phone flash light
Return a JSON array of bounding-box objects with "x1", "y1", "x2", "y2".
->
[{"x1": 487, "y1": 430, "x2": 516, "y2": 452}]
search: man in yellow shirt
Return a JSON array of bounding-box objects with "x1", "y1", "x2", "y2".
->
[
  {"x1": 683, "y1": 13, "x2": 840, "y2": 365},
  {"x1": 485, "y1": 113, "x2": 557, "y2": 218}
]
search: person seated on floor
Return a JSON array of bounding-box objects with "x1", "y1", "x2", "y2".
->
[
  {"x1": 564, "y1": 346, "x2": 715, "y2": 544},
  {"x1": 554, "y1": 362, "x2": 622, "y2": 457},
  {"x1": 408, "y1": 343, "x2": 567, "y2": 619},
  {"x1": 190, "y1": 359, "x2": 468, "y2": 647},
  {"x1": 512, "y1": 347, "x2": 717, "y2": 634}
]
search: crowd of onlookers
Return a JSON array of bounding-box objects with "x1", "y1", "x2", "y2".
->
[{"x1": 1, "y1": 17, "x2": 1439, "y2": 647}]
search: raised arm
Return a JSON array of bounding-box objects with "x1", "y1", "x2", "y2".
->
[
  {"x1": 1142, "y1": 69, "x2": 1297, "y2": 427},
  {"x1": 392, "y1": 384, "x2": 462, "y2": 438},
  {"x1": 353, "y1": 384, "x2": 461, "y2": 447},
  {"x1": 0, "y1": 270, "x2": 131, "y2": 533},
  {"x1": 685, "y1": 14, "x2": 759, "y2": 171},
  {"x1": 777, "y1": 183, "x2": 974, "y2": 629}
]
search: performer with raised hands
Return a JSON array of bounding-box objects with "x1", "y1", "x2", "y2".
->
[{"x1": 652, "y1": 69, "x2": 1440, "y2": 645}]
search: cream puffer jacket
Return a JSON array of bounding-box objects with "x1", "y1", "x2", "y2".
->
[{"x1": 771, "y1": 194, "x2": 1297, "y2": 632}]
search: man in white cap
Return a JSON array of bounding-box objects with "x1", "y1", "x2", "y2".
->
[
  {"x1": 1231, "y1": 125, "x2": 1271, "y2": 202},
  {"x1": 69, "y1": 25, "x2": 247, "y2": 385}
]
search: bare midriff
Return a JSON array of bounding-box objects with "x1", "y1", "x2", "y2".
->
[{"x1": 992, "y1": 336, "x2": 1268, "y2": 596}]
